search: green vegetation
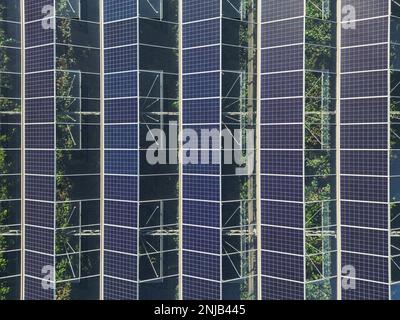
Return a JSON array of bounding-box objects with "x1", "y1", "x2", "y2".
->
[
  {"x1": 0, "y1": 1, "x2": 20, "y2": 300},
  {"x1": 55, "y1": 0, "x2": 77, "y2": 299}
]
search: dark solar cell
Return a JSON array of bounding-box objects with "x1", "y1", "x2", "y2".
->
[
  {"x1": 182, "y1": 0, "x2": 220, "y2": 22},
  {"x1": 103, "y1": 276, "x2": 137, "y2": 300},
  {"x1": 104, "y1": 200, "x2": 137, "y2": 228},
  {"x1": 182, "y1": 276, "x2": 220, "y2": 300},
  {"x1": 104, "y1": 225, "x2": 137, "y2": 254},
  {"x1": 342, "y1": 252, "x2": 388, "y2": 283},
  {"x1": 262, "y1": 251, "x2": 304, "y2": 282},
  {"x1": 182, "y1": 200, "x2": 220, "y2": 228},
  {"x1": 183, "y1": 225, "x2": 220, "y2": 254},
  {"x1": 261, "y1": 201, "x2": 303, "y2": 228},
  {"x1": 183, "y1": 251, "x2": 220, "y2": 281},
  {"x1": 261, "y1": 225, "x2": 304, "y2": 255},
  {"x1": 262, "y1": 277, "x2": 304, "y2": 300},
  {"x1": 342, "y1": 226, "x2": 388, "y2": 256},
  {"x1": 104, "y1": 250, "x2": 137, "y2": 281},
  {"x1": 341, "y1": 278, "x2": 389, "y2": 300}
]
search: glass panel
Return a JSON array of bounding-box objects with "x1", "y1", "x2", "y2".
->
[
  {"x1": 140, "y1": 0, "x2": 163, "y2": 20},
  {"x1": 306, "y1": 0, "x2": 336, "y2": 21},
  {"x1": 222, "y1": 276, "x2": 257, "y2": 300},
  {"x1": 306, "y1": 278, "x2": 337, "y2": 300},
  {"x1": 392, "y1": 283, "x2": 400, "y2": 300},
  {"x1": 393, "y1": 1, "x2": 400, "y2": 18},
  {"x1": 57, "y1": 0, "x2": 81, "y2": 19},
  {"x1": 223, "y1": 0, "x2": 257, "y2": 23}
]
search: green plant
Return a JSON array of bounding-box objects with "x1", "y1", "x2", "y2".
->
[
  {"x1": 0, "y1": 1, "x2": 20, "y2": 300},
  {"x1": 54, "y1": 0, "x2": 77, "y2": 299}
]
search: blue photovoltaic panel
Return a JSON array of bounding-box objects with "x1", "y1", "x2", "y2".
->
[
  {"x1": 183, "y1": 225, "x2": 220, "y2": 254},
  {"x1": 183, "y1": 162, "x2": 220, "y2": 175},
  {"x1": 341, "y1": 176, "x2": 387, "y2": 203},
  {"x1": 341, "y1": 150, "x2": 387, "y2": 176},
  {"x1": 25, "y1": 45, "x2": 54, "y2": 73},
  {"x1": 104, "y1": 200, "x2": 137, "y2": 228},
  {"x1": 261, "y1": 251, "x2": 304, "y2": 282},
  {"x1": 260, "y1": 124, "x2": 303, "y2": 149},
  {"x1": 25, "y1": 250, "x2": 54, "y2": 279},
  {"x1": 104, "y1": 124, "x2": 137, "y2": 149},
  {"x1": 341, "y1": 0, "x2": 388, "y2": 20},
  {"x1": 261, "y1": 225, "x2": 304, "y2": 255},
  {"x1": 341, "y1": 124, "x2": 387, "y2": 149},
  {"x1": 182, "y1": 0, "x2": 220, "y2": 22},
  {"x1": 105, "y1": 46, "x2": 137, "y2": 73},
  {"x1": 183, "y1": 251, "x2": 220, "y2": 281},
  {"x1": 341, "y1": 44, "x2": 388, "y2": 72},
  {"x1": 340, "y1": 2, "x2": 391, "y2": 300},
  {"x1": 182, "y1": 200, "x2": 220, "y2": 228},
  {"x1": 25, "y1": 200, "x2": 54, "y2": 229},
  {"x1": 261, "y1": 150, "x2": 303, "y2": 175},
  {"x1": 341, "y1": 279, "x2": 389, "y2": 300},
  {"x1": 262, "y1": 276, "x2": 304, "y2": 300},
  {"x1": 103, "y1": 0, "x2": 138, "y2": 300},
  {"x1": 104, "y1": 251, "x2": 137, "y2": 281},
  {"x1": 341, "y1": 98, "x2": 387, "y2": 123},
  {"x1": 182, "y1": 276, "x2": 220, "y2": 300},
  {"x1": 261, "y1": 18, "x2": 304, "y2": 48},
  {"x1": 341, "y1": 18, "x2": 388, "y2": 47},
  {"x1": 182, "y1": 124, "x2": 220, "y2": 149},
  {"x1": 261, "y1": 175, "x2": 303, "y2": 202},
  {"x1": 341, "y1": 226, "x2": 388, "y2": 256},
  {"x1": 183, "y1": 19, "x2": 220, "y2": 48},
  {"x1": 25, "y1": 175, "x2": 54, "y2": 202},
  {"x1": 261, "y1": 201, "x2": 303, "y2": 228},
  {"x1": 104, "y1": 0, "x2": 137, "y2": 22},
  {"x1": 104, "y1": 175, "x2": 137, "y2": 201},
  {"x1": 24, "y1": 276, "x2": 54, "y2": 300},
  {"x1": 25, "y1": 98, "x2": 54, "y2": 123},
  {"x1": 25, "y1": 150, "x2": 55, "y2": 175},
  {"x1": 183, "y1": 72, "x2": 220, "y2": 99},
  {"x1": 24, "y1": 0, "x2": 54, "y2": 22},
  {"x1": 341, "y1": 71, "x2": 388, "y2": 98},
  {"x1": 105, "y1": 150, "x2": 137, "y2": 175},
  {"x1": 104, "y1": 225, "x2": 137, "y2": 254},
  {"x1": 104, "y1": 72, "x2": 137, "y2": 98},
  {"x1": 25, "y1": 71, "x2": 54, "y2": 98},
  {"x1": 262, "y1": 45, "x2": 303, "y2": 73},
  {"x1": 183, "y1": 45, "x2": 220, "y2": 74},
  {"x1": 182, "y1": 175, "x2": 220, "y2": 201},
  {"x1": 261, "y1": 0, "x2": 304, "y2": 22},
  {"x1": 104, "y1": 98, "x2": 137, "y2": 123},
  {"x1": 104, "y1": 19, "x2": 137, "y2": 48},
  {"x1": 24, "y1": 21, "x2": 54, "y2": 48},
  {"x1": 104, "y1": 276, "x2": 137, "y2": 300},
  {"x1": 25, "y1": 226, "x2": 54, "y2": 255},
  {"x1": 261, "y1": 98, "x2": 303, "y2": 124},
  {"x1": 261, "y1": 72, "x2": 303, "y2": 98},
  {"x1": 182, "y1": 99, "x2": 220, "y2": 124},
  {"x1": 23, "y1": 0, "x2": 102, "y2": 301},
  {"x1": 341, "y1": 201, "x2": 388, "y2": 229},
  {"x1": 342, "y1": 251, "x2": 388, "y2": 283}
]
